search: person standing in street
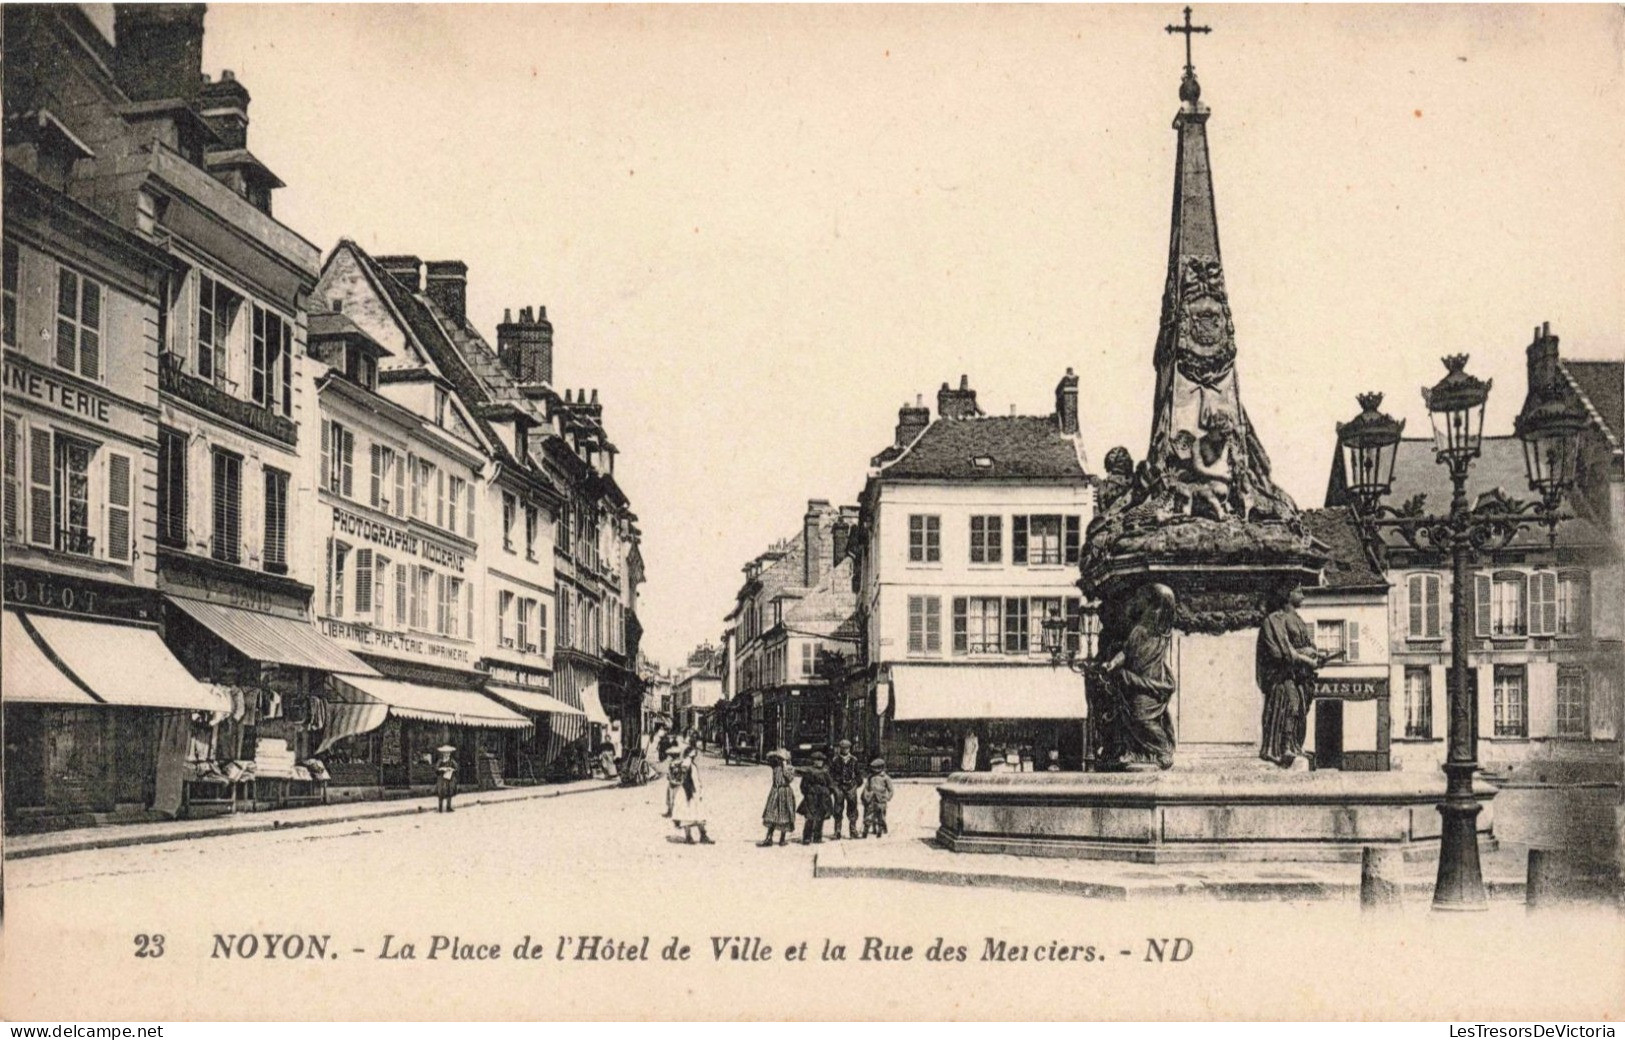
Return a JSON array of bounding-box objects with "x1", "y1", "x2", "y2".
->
[
  {"x1": 796, "y1": 750, "x2": 834, "y2": 844},
  {"x1": 861, "y1": 757, "x2": 894, "y2": 838},
  {"x1": 759, "y1": 748, "x2": 796, "y2": 847},
  {"x1": 433, "y1": 745, "x2": 458, "y2": 813},
  {"x1": 670, "y1": 746, "x2": 714, "y2": 844},
  {"x1": 828, "y1": 739, "x2": 862, "y2": 839}
]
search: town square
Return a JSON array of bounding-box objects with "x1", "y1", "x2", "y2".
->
[{"x1": 1, "y1": 2, "x2": 1622, "y2": 1023}]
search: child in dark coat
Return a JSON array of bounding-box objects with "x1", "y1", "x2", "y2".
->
[
  {"x1": 861, "y1": 758, "x2": 894, "y2": 837},
  {"x1": 796, "y1": 751, "x2": 834, "y2": 844}
]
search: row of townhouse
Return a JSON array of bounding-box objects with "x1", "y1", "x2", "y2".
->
[
  {"x1": 1, "y1": 4, "x2": 645, "y2": 831},
  {"x1": 719, "y1": 373, "x2": 1097, "y2": 772}
]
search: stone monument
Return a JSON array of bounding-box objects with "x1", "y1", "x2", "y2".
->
[{"x1": 936, "y1": 10, "x2": 1495, "y2": 861}]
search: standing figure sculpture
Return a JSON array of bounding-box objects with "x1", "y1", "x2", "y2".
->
[
  {"x1": 1256, "y1": 587, "x2": 1337, "y2": 768},
  {"x1": 1088, "y1": 584, "x2": 1178, "y2": 771}
]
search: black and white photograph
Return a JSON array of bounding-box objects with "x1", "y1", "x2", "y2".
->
[{"x1": 1, "y1": 2, "x2": 1622, "y2": 1024}]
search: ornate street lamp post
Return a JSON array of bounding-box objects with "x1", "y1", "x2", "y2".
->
[{"x1": 1337, "y1": 335, "x2": 1587, "y2": 910}]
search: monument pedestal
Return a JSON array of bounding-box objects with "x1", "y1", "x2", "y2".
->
[{"x1": 936, "y1": 769, "x2": 1497, "y2": 863}]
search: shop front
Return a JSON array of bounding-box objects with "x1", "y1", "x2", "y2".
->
[
  {"x1": 159, "y1": 552, "x2": 379, "y2": 813},
  {"x1": 880, "y1": 664, "x2": 1087, "y2": 775},
  {"x1": 479, "y1": 663, "x2": 586, "y2": 785},
  {"x1": 3, "y1": 567, "x2": 229, "y2": 829},
  {"x1": 321, "y1": 662, "x2": 531, "y2": 796},
  {"x1": 760, "y1": 684, "x2": 839, "y2": 764}
]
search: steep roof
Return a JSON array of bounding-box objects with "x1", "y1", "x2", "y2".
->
[
  {"x1": 783, "y1": 557, "x2": 859, "y2": 640},
  {"x1": 876, "y1": 415, "x2": 1090, "y2": 482},
  {"x1": 1561, "y1": 358, "x2": 1623, "y2": 453},
  {"x1": 1299, "y1": 507, "x2": 1385, "y2": 590}
]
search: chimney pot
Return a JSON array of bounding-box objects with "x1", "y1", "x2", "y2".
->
[
  {"x1": 1055, "y1": 366, "x2": 1081, "y2": 435},
  {"x1": 376, "y1": 255, "x2": 423, "y2": 292},
  {"x1": 113, "y1": 4, "x2": 208, "y2": 104}
]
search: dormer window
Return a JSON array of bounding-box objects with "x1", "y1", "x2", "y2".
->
[
  {"x1": 344, "y1": 344, "x2": 377, "y2": 391},
  {"x1": 972, "y1": 455, "x2": 995, "y2": 469}
]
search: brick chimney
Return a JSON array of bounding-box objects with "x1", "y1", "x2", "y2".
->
[
  {"x1": 198, "y1": 69, "x2": 249, "y2": 149},
  {"x1": 376, "y1": 255, "x2": 422, "y2": 293},
  {"x1": 804, "y1": 499, "x2": 831, "y2": 588},
  {"x1": 424, "y1": 261, "x2": 468, "y2": 324},
  {"x1": 1055, "y1": 366, "x2": 1080, "y2": 435},
  {"x1": 498, "y1": 306, "x2": 554, "y2": 385},
  {"x1": 938, "y1": 374, "x2": 980, "y2": 420},
  {"x1": 895, "y1": 394, "x2": 930, "y2": 447},
  {"x1": 114, "y1": 4, "x2": 207, "y2": 103}
]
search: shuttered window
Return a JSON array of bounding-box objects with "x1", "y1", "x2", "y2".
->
[
  {"x1": 448, "y1": 476, "x2": 463, "y2": 532},
  {"x1": 465, "y1": 482, "x2": 475, "y2": 538},
  {"x1": 536, "y1": 601, "x2": 547, "y2": 653},
  {"x1": 210, "y1": 449, "x2": 241, "y2": 563},
  {"x1": 908, "y1": 595, "x2": 941, "y2": 654},
  {"x1": 56, "y1": 267, "x2": 101, "y2": 380},
  {"x1": 157, "y1": 427, "x2": 187, "y2": 548},
  {"x1": 1003, "y1": 597, "x2": 1030, "y2": 653},
  {"x1": 1528, "y1": 571, "x2": 1558, "y2": 637},
  {"x1": 393, "y1": 450, "x2": 406, "y2": 517},
  {"x1": 370, "y1": 444, "x2": 384, "y2": 508},
  {"x1": 1556, "y1": 573, "x2": 1588, "y2": 636},
  {"x1": 1407, "y1": 573, "x2": 1441, "y2": 638},
  {"x1": 1473, "y1": 573, "x2": 1492, "y2": 638},
  {"x1": 394, "y1": 562, "x2": 408, "y2": 628},
  {"x1": 3, "y1": 416, "x2": 20, "y2": 541},
  {"x1": 196, "y1": 275, "x2": 238, "y2": 382},
  {"x1": 374, "y1": 555, "x2": 392, "y2": 626},
  {"x1": 1490, "y1": 572, "x2": 1527, "y2": 637},
  {"x1": 105, "y1": 452, "x2": 131, "y2": 561},
  {"x1": 249, "y1": 306, "x2": 293, "y2": 415},
  {"x1": 332, "y1": 541, "x2": 349, "y2": 617},
  {"x1": 263, "y1": 468, "x2": 289, "y2": 573},
  {"x1": 447, "y1": 577, "x2": 464, "y2": 638}
]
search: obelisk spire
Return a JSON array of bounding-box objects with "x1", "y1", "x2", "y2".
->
[{"x1": 1144, "y1": 7, "x2": 1299, "y2": 522}]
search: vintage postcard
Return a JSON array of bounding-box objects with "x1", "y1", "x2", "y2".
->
[{"x1": 2, "y1": 3, "x2": 1622, "y2": 1023}]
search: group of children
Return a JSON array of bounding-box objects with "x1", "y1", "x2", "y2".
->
[{"x1": 759, "y1": 742, "x2": 894, "y2": 847}]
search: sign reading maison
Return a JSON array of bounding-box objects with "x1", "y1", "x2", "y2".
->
[
  {"x1": 332, "y1": 506, "x2": 467, "y2": 572},
  {"x1": 1311, "y1": 676, "x2": 1389, "y2": 701}
]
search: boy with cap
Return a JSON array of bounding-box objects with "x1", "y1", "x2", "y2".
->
[
  {"x1": 861, "y1": 758, "x2": 894, "y2": 838},
  {"x1": 433, "y1": 745, "x2": 458, "y2": 813},
  {"x1": 796, "y1": 750, "x2": 834, "y2": 844},
  {"x1": 828, "y1": 738, "x2": 863, "y2": 839}
]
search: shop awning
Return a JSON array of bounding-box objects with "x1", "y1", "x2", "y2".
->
[
  {"x1": 484, "y1": 682, "x2": 585, "y2": 718},
  {"x1": 332, "y1": 675, "x2": 531, "y2": 730},
  {"x1": 581, "y1": 681, "x2": 611, "y2": 726},
  {"x1": 168, "y1": 596, "x2": 378, "y2": 676},
  {"x1": 2, "y1": 611, "x2": 99, "y2": 705},
  {"x1": 13, "y1": 612, "x2": 230, "y2": 713},
  {"x1": 890, "y1": 664, "x2": 1086, "y2": 721}
]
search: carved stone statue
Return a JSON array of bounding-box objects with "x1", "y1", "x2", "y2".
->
[
  {"x1": 1087, "y1": 584, "x2": 1178, "y2": 771},
  {"x1": 1255, "y1": 586, "x2": 1336, "y2": 768},
  {"x1": 1098, "y1": 446, "x2": 1136, "y2": 513}
]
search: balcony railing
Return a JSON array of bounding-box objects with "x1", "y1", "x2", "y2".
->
[
  {"x1": 160, "y1": 362, "x2": 297, "y2": 447},
  {"x1": 57, "y1": 528, "x2": 96, "y2": 556}
]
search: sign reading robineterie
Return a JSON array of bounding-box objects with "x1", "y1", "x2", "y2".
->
[
  {"x1": 332, "y1": 507, "x2": 467, "y2": 572},
  {"x1": 5, "y1": 356, "x2": 114, "y2": 425}
]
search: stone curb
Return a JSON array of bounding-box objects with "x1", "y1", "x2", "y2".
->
[
  {"x1": 4, "y1": 781, "x2": 620, "y2": 861},
  {"x1": 813, "y1": 856, "x2": 1529, "y2": 903}
]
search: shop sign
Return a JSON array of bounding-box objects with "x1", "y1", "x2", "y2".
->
[
  {"x1": 161, "y1": 571, "x2": 305, "y2": 620},
  {"x1": 1311, "y1": 676, "x2": 1389, "y2": 701},
  {"x1": 320, "y1": 617, "x2": 471, "y2": 665},
  {"x1": 3, "y1": 565, "x2": 156, "y2": 621},
  {"x1": 4, "y1": 357, "x2": 114, "y2": 426},
  {"x1": 332, "y1": 507, "x2": 467, "y2": 573},
  {"x1": 485, "y1": 664, "x2": 549, "y2": 689}
]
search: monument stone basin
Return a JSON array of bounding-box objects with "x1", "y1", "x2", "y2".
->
[{"x1": 936, "y1": 768, "x2": 1497, "y2": 864}]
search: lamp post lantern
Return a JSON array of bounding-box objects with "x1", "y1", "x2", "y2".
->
[{"x1": 1338, "y1": 336, "x2": 1584, "y2": 910}]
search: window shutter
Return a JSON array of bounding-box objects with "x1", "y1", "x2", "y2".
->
[
  {"x1": 1012, "y1": 515, "x2": 1028, "y2": 565},
  {"x1": 1473, "y1": 573, "x2": 1491, "y2": 638},
  {"x1": 465, "y1": 482, "x2": 475, "y2": 538},
  {"x1": 1065, "y1": 515, "x2": 1081, "y2": 564},
  {"x1": 393, "y1": 452, "x2": 406, "y2": 517},
  {"x1": 1426, "y1": 575, "x2": 1441, "y2": 638},
  {"x1": 1533, "y1": 572, "x2": 1557, "y2": 637},
  {"x1": 370, "y1": 444, "x2": 383, "y2": 507},
  {"x1": 79, "y1": 278, "x2": 100, "y2": 380},
  {"x1": 1346, "y1": 620, "x2": 1361, "y2": 662},
  {"x1": 952, "y1": 597, "x2": 968, "y2": 654},
  {"x1": 320, "y1": 419, "x2": 331, "y2": 491},
  {"x1": 355, "y1": 548, "x2": 373, "y2": 615},
  {"x1": 324, "y1": 538, "x2": 335, "y2": 615},
  {"x1": 105, "y1": 452, "x2": 131, "y2": 561},
  {"x1": 251, "y1": 306, "x2": 266, "y2": 404},
  {"x1": 333, "y1": 544, "x2": 347, "y2": 617},
  {"x1": 435, "y1": 572, "x2": 447, "y2": 634},
  {"x1": 279, "y1": 319, "x2": 293, "y2": 417},
  {"x1": 56, "y1": 268, "x2": 78, "y2": 371},
  {"x1": 28, "y1": 426, "x2": 52, "y2": 547},
  {"x1": 407, "y1": 454, "x2": 419, "y2": 517},
  {"x1": 340, "y1": 429, "x2": 353, "y2": 498},
  {"x1": 3, "y1": 417, "x2": 19, "y2": 542},
  {"x1": 395, "y1": 564, "x2": 407, "y2": 627},
  {"x1": 436, "y1": 469, "x2": 445, "y2": 528},
  {"x1": 1408, "y1": 575, "x2": 1424, "y2": 637},
  {"x1": 467, "y1": 583, "x2": 475, "y2": 642}
]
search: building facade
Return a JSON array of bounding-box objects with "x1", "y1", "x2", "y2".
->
[
  {"x1": 1324, "y1": 333, "x2": 1624, "y2": 781},
  {"x1": 849, "y1": 374, "x2": 1097, "y2": 773}
]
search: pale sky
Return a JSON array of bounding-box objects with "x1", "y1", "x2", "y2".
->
[{"x1": 181, "y1": 5, "x2": 1624, "y2": 668}]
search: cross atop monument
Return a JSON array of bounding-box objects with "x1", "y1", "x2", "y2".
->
[{"x1": 1165, "y1": 6, "x2": 1211, "y2": 78}]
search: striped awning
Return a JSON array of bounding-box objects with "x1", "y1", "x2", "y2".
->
[
  {"x1": 4, "y1": 610, "x2": 230, "y2": 713},
  {"x1": 332, "y1": 675, "x2": 531, "y2": 730},
  {"x1": 168, "y1": 596, "x2": 378, "y2": 676},
  {"x1": 581, "y1": 681, "x2": 611, "y2": 726},
  {"x1": 484, "y1": 682, "x2": 586, "y2": 718}
]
